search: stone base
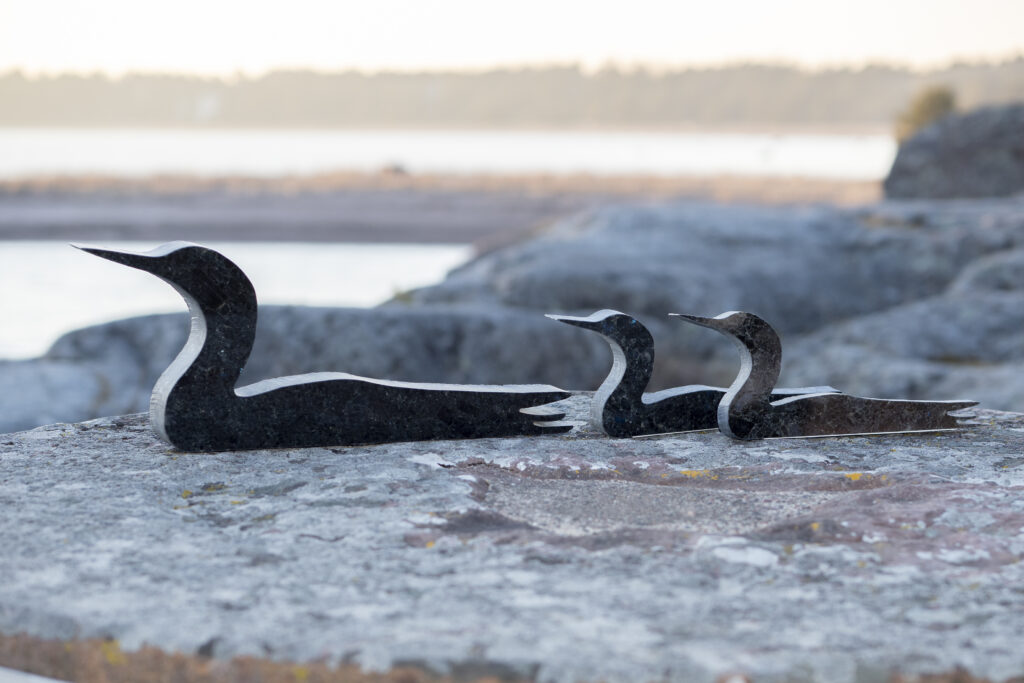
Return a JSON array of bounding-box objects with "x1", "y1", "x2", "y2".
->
[{"x1": 2, "y1": 396, "x2": 1023, "y2": 682}]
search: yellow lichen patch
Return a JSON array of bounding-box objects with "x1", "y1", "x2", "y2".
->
[
  {"x1": 230, "y1": 500, "x2": 245, "y2": 506},
  {"x1": 844, "y1": 472, "x2": 868, "y2": 482},
  {"x1": 202, "y1": 483, "x2": 226, "y2": 492},
  {"x1": 180, "y1": 490, "x2": 193, "y2": 499},
  {"x1": 678, "y1": 469, "x2": 719, "y2": 480},
  {"x1": 424, "y1": 541, "x2": 435, "y2": 549},
  {"x1": 292, "y1": 665, "x2": 309, "y2": 682},
  {"x1": 100, "y1": 639, "x2": 126, "y2": 665},
  {"x1": 810, "y1": 522, "x2": 821, "y2": 532}
]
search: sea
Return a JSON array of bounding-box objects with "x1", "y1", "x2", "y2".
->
[
  {"x1": 0, "y1": 127, "x2": 895, "y2": 180},
  {"x1": 0, "y1": 127, "x2": 896, "y2": 359}
]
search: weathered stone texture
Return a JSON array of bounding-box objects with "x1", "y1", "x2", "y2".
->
[
  {"x1": 885, "y1": 104, "x2": 1024, "y2": 199},
  {"x1": 1, "y1": 399, "x2": 1023, "y2": 682}
]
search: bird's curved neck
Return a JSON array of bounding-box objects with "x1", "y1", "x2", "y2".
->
[
  {"x1": 719, "y1": 321, "x2": 782, "y2": 430},
  {"x1": 150, "y1": 280, "x2": 256, "y2": 440},
  {"x1": 593, "y1": 333, "x2": 653, "y2": 426}
]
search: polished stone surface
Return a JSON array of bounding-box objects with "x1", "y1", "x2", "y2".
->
[
  {"x1": 2, "y1": 401, "x2": 1023, "y2": 682},
  {"x1": 549, "y1": 310, "x2": 836, "y2": 437},
  {"x1": 674, "y1": 311, "x2": 977, "y2": 440},
  {"x1": 79, "y1": 242, "x2": 570, "y2": 451}
]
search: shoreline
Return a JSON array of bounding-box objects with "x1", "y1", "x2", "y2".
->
[{"x1": 0, "y1": 171, "x2": 882, "y2": 246}]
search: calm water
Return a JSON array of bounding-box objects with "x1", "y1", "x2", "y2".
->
[
  {"x1": 0, "y1": 241, "x2": 471, "y2": 359},
  {"x1": 0, "y1": 128, "x2": 896, "y2": 180}
]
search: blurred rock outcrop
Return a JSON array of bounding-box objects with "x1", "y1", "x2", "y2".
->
[
  {"x1": 885, "y1": 103, "x2": 1024, "y2": 199},
  {"x1": 3, "y1": 197, "x2": 1024, "y2": 434}
]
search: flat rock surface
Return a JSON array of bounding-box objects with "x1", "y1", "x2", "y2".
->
[{"x1": 2, "y1": 398, "x2": 1023, "y2": 682}]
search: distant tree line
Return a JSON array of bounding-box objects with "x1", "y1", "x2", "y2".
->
[{"x1": 1, "y1": 60, "x2": 1022, "y2": 128}]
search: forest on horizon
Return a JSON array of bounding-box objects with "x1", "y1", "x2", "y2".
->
[{"x1": 2, "y1": 59, "x2": 1023, "y2": 129}]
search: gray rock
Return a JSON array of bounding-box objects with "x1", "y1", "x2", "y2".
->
[
  {"x1": 407, "y1": 197, "x2": 1024, "y2": 395},
  {"x1": 949, "y1": 247, "x2": 1024, "y2": 293},
  {"x1": 780, "y1": 289, "x2": 1024, "y2": 410},
  {"x1": 2, "y1": 403, "x2": 1023, "y2": 682},
  {"x1": 884, "y1": 103, "x2": 1024, "y2": 199},
  {"x1": 408, "y1": 202, "x2": 999, "y2": 332},
  {"x1": 6, "y1": 197, "x2": 1024, "y2": 434}
]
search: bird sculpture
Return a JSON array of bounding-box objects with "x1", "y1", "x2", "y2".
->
[
  {"x1": 672, "y1": 310, "x2": 977, "y2": 440},
  {"x1": 78, "y1": 241, "x2": 571, "y2": 451},
  {"x1": 547, "y1": 309, "x2": 837, "y2": 437}
]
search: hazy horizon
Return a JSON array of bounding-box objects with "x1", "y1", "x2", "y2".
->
[
  {"x1": 4, "y1": 53, "x2": 1024, "y2": 81},
  {"x1": 2, "y1": 0, "x2": 1022, "y2": 77}
]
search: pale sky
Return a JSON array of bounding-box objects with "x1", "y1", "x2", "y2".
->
[{"x1": 1, "y1": 0, "x2": 1022, "y2": 76}]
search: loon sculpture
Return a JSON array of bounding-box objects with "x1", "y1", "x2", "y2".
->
[
  {"x1": 547, "y1": 309, "x2": 838, "y2": 437},
  {"x1": 77, "y1": 242, "x2": 571, "y2": 451},
  {"x1": 672, "y1": 310, "x2": 977, "y2": 440}
]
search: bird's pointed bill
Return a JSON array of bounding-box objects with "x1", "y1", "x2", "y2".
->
[
  {"x1": 545, "y1": 309, "x2": 621, "y2": 330},
  {"x1": 669, "y1": 313, "x2": 717, "y2": 328}
]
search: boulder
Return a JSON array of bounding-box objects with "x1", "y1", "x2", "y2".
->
[
  {"x1": 2, "y1": 403, "x2": 1023, "y2": 682},
  {"x1": 5, "y1": 197, "x2": 1024, "y2": 433},
  {"x1": 780, "y1": 289, "x2": 1024, "y2": 410},
  {"x1": 884, "y1": 103, "x2": 1024, "y2": 199}
]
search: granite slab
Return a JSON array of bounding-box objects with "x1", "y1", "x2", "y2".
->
[{"x1": 1, "y1": 395, "x2": 1022, "y2": 682}]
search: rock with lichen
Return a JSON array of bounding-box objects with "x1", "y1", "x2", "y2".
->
[
  {"x1": 885, "y1": 104, "x2": 1024, "y2": 199},
  {"x1": 1, "y1": 398, "x2": 1023, "y2": 682}
]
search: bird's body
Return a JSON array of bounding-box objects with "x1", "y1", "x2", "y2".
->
[
  {"x1": 80, "y1": 241, "x2": 570, "y2": 452},
  {"x1": 673, "y1": 311, "x2": 977, "y2": 440},
  {"x1": 548, "y1": 310, "x2": 837, "y2": 437}
]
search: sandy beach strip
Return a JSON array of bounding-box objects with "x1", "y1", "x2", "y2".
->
[{"x1": 0, "y1": 172, "x2": 881, "y2": 246}]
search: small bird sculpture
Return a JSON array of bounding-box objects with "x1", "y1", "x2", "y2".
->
[
  {"x1": 78, "y1": 241, "x2": 571, "y2": 451},
  {"x1": 672, "y1": 310, "x2": 977, "y2": 440},
  {"x1": 548, "y1": 309, "x2": 837, "y2": 437}
]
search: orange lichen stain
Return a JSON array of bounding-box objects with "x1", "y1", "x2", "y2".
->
[
  {"x1": 293, "y1": 665, "x2": 309, "y2": 682},
  {"x1": 180, "y1": 490, "x2": 193, "y2": 499},
  {"x1": 100, "y1": 639, "x2": 126, "y2": 665},
  {"x1": 660, "y1": 474, "x2": 669, "y2": 478},
  {"x1": 844, "y1": 473, "x2": 867, "y2": 482},
  {"x1": 679, "y1": 469, "x2": 719, "y2": 480},
  {"x1": 810, "y1": 522, "x2": 821, "y2": 531}
]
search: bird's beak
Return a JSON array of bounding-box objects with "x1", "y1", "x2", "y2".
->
[
  {"x1": 72, "y1": 244, "x2": 163, "y2": 274},
  {"x1": 669, "y1": 313, "x2": 719, "y2": 330},
  {"x1": 545, "y1": 313, "x2": 603, "y2": 331}
]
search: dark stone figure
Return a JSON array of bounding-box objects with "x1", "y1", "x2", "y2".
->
[
  {"x1": 78, "y1": 242, "x2": 571, "y2": 451},
  {"x1": 673, "y1": 311, "x2": 977, "y2": 440},
  {"x1": 548, "y1": 310, "x2": 837, "y2": 437}
]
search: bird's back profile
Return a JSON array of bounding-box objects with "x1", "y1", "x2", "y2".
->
[
  {"x1": 79, "y1": 242, "x2": 571, "y2": 451},
  {"x1": 549, "y1": 309, "x2": 836, "y2": 437},
  {"x1": 673, "y1": 310, "x2": 976, "y2": 440}
]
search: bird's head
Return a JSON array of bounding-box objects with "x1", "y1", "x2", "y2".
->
[
  {"x1": 671, "y1": 310, "x2": 774, "y2": 349},
  {"x1": 74, "y1": 241, "x2": 255, "y2": 313},
  {"x1": 545, "y1": 309, "x2": 653, "y2": 348}
]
